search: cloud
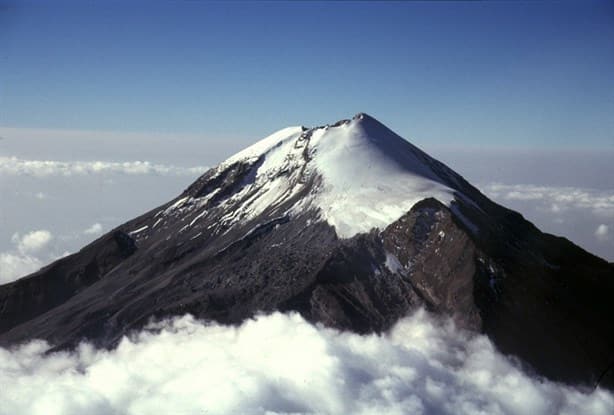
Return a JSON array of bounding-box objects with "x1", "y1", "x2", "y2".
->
[
  {"x1": 595, "y1": 224, "x2": 609, "y2": 241},
  {"x1": 0, "y1": 310, "x2": 611, "y2": 415},
  {"x1": 479, "y1": 183, "x2": 614, "y2": 261},
  {"x1": 83, "y1": 223, "x2": 104, "y2": 235},
  {"x1": 0, "y1": 230, "x2": 53, "y2": 284},
  {"x1": 0, "y1": 126, "x2": 242, "y2": 167},
  {"x1": 481, "y1": 183, "x2": 614, "y2": 218},
  {"x1": 0, "y1": 159, "x2": 203, "y2": 281},
  {"x1": 0, "y1": 252, "x2": 42, "y2": 285},
  {"x1": 11, "y1": 230, "x2": 53, "y2": 254},
  {"x1": 0, "y1": 156, "x2": 205, "y2": 177}
]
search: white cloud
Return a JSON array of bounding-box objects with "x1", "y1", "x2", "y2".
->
[
  {"x1": 595, "y1": 224, "x2": 609, "y2": 241},
  {"x1": 11, "y1": 230, "x2": 53, "y2": 254},
  {"x1": 0, "y1": 310, "x2": 611, "y2": 415},
  {"x1": 482, "y1": 183, "x2": 614, "y2": 217},
  {"x1": 0, "y1": 156, "x2": 205, "y2": 177},
  {"x1": 1, "y1": 230, "x2": 53, "y2": 284},
  {"x1": 83, "y1": 223, "x2": 104, "y2": 235},
  {"x1": 479, "y1": 183, "x2": 614, "y2": 260},
  {"x1": 0, "y1": 252, "x2": 42, "y2": 285}
]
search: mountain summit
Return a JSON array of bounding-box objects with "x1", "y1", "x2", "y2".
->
[
  {"x1": 1, "y1": 114, "x2": 613, "y2": 388},
  {"x1": 185, "y1": 112, "x2": 459, "y2": 239}
]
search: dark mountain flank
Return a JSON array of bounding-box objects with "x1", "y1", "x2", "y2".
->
[{"x1": 1, "y1": 114, "x2": 613, "y2": 388}]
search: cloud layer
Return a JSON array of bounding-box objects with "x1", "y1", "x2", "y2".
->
[
  {"x1": 480, "y1": 183, "x2": 614, "y2": 260},
  {"x1": 0, "y1": 156, "x2": 205, "y2": 177},
  {"x1": 482, "y1": 183, "x2": 614, "y2": 218},
  {"x1": 0, "y1": 310, "x2": 612, "y2": 415}
]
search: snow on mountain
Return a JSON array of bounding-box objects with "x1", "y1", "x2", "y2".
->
[
  {"x1": 2, "y1": 113, "x2": 614, "y2": 390},
  {"x1": 212, "y1": 113, "x2": 457, "y2": 238}
]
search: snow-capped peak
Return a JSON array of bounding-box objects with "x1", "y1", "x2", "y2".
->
[{"x1": 213, "y1": 113, "x2": 459, "y2": 238}]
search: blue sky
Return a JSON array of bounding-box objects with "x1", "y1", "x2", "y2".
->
[{"x1": 1, "y1": 0, "x2": 613, "y2": 149}]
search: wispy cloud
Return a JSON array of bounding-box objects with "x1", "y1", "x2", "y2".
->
[
  {"x1": 482, "y1": 183, "x2": 614, "y2": 217},
  {"x1": 0, "y1": 125, "x2": 237, "y2": 168},
  {"x1": 0, "y1": 310, "x2": 611, "y2": 415},
  {"x1": 0, "y1": 156, "x2": 205, "y2": 177}
]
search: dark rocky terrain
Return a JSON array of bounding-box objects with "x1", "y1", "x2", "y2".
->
[{"x1": 1, "y1": 113, "x2": 612, "y2": 389}]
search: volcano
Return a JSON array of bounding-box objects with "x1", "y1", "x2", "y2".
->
[{"x1": 1, "y1": 113, "x2": 613, "y2": 388}]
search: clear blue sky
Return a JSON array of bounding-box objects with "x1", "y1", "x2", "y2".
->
[{"x1": 1, "y1": 0, "x2": 613, "y2": 149}]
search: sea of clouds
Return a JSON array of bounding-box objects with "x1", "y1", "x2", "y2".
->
[
  {"x1": 478, "y1": 183, "x2": 614, "y2": 260},
  {"x1": 1, "y1": 310, "x2": 612, "y2": 415}
]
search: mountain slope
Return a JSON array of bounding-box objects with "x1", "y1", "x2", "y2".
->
[{"x1": 1, "y1": 113, "x2": 613, "y2": 388}]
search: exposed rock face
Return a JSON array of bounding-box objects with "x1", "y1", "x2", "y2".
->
[{"x1": 0, "y1": 114, "x2": 613, "y2": 389}]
